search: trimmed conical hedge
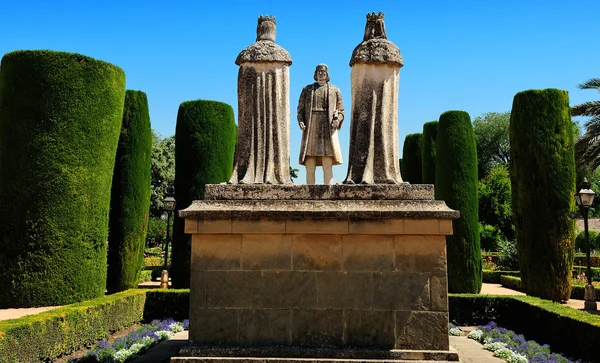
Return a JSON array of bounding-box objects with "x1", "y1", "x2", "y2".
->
[
  {"x1": 435, "y1": 111, "x2": 481, "y2": 293},
  {"x1": 0, "y1": 50, "x2": 126, "y2": 307},
  {"x1": 510, "y1": 89, "x2": 575, "y2": 302},
  {"x1": 422, "y1": 121, "x2": 438, "y2": 184},
  {"x1": 171, "y1": 100, "x2": 236, "y2": 288},
  {"x1": 401, "y1": 133, "x2": 423, "y2": 184},
  {"x1": 106, "y1": 90, "x2": 152, "y2": 294}
]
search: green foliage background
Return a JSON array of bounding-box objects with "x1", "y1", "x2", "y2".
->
[
  {"x1": 510, "y1": 88, "x2": 575, "y2": 302},
  {"x1": 171, "y1": 100, "x2": 236, "y2": 288},
  {"x1": 478, "y1": 164, "x2": 514, "y2": 251},
  {"x1": 107, "y1": 90, "x2": 152, "y2": 293},
  {"x1": 435, "y1": 110, "x2": 481, "y2": 293},
  {"x1": 0, "y1": 50, "x2": 125, "y2": 307},
  {"x1": 150, "y1": 132, "x2": 175, "y2": 217},
  {"x1": 421, "y1": 121, "x2": 438, "y2": 184},
  {"x1": 401, "y1": 133, "x2": 423, "y2": 184}
]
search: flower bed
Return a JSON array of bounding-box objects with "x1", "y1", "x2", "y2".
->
[
  {"x1": 69, "y1": 318, "x2": 189, "y2": 363},
  {"x1": 465, "y1": 321, "x2": 586, "y2": 363}
]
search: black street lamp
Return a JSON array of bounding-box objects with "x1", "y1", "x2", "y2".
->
[
  {"x1": 160, "y1": 192, "x2": 176, "y2": 289},
  {"x1": 575, "y1": 178, "x2": 597, "y2": 310}
]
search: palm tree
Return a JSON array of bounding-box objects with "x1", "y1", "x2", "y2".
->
[{"x1": 574, "y1": 78, "x2": 600, "y2": 169}]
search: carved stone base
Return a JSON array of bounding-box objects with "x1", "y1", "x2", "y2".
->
[
  {"x1": 180, "y1": 185, "x2": 458, "y2": 353},
  {"x1": 171, "y1": 346, "x2": 459, "y2": 362}
]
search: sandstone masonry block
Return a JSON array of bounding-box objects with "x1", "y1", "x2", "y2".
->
[
  {"x1": 233, "y1": 219, "x2": 286, "y2": 234},
  {"x1": 373, "y1": 272, "x2": 430, "y2": 311},
  {"x1": 197, "y1": 219, "x2": 233, "y2": 234},
  {"x1": 189, "y1": 309, "x2": 239, "y2": 346},
  {"x1": 291, "y1": 310, "x2": 344, "y2": 348},
  {"x1": 394, "y1": 235, "x2": 446, "y2": 272},
  {"x1": 286, "y1": 219, "x2": 349, "y2": 234},
  {"x1": 190, "y1": 271, "x2": 207, "y2": 308},
  {"x1": 206, "y1": 271, "x2": 263, "y2": 309},
  {"x1": 395, "y1": 311, "x2": 449, "y2": 350},
  {"x1": 344, "y1": 310, "x2": 395, "y2": 348},
  {"x1": 191, "y1": 235, "x2": 242, "y2": 271},
  {"x1": 349, "y1": 219, "x2": 403, "y2": 234},
  {"x1": 316, "y1": 272, "x2": 373, "y2": 309},
  {"x1": 430, "y1": 273, "x2": 448, "y2": 311},
  {"x1": 403, "y1": 219, "x2": 439, "y2": 234},
  {"x1": 239, "y1": 309, "x2": 291, "y2": 346},
  {"x1": 342, "y1": 235, "x2": 394, "y2": 271},
  {"x1": 241, "y1": 234, "x2": 292, "y2": 270},
  {"x1": 262, "y1": 271, "x2": 317, "y2": 309},
  {"x1": 293, "y1": 235, "x2": 342, "y2": 270}
]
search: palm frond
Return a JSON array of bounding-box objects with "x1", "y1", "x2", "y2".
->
[
  {"x1": 571, "y1": 101, "x2": 600, "y2": 117},
  {"x1": 578, "y1": 78, "x2": 600, "y2": 90}
]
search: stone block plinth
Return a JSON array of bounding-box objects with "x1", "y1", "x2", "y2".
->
[{"x1": 179, "y1": 184, "x2": 459, "y2": 361}]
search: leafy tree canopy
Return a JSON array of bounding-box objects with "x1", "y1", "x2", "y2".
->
[
  {"x1": 472, "y1": 112, "x2": 510, "y2": 179},
  {"x1": 150, "y1": 130, "x2": 175, "y2": 217}
]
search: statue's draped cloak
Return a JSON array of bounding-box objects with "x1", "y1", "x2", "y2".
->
[
  {"x1": 345, "y1": 38, "x2": 404, "y2": 184},
  {"x1": 229, "y1": 40, "x2": 292, "y2": 184}
]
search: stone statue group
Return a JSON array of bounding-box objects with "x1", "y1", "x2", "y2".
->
[{"x1": 229, "y1": 13, "x2": 405, "y2": 186}]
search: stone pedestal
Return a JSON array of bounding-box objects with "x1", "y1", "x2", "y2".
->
[{"x1": 177, "y1": 184, "x2": 459, "y2": 362}]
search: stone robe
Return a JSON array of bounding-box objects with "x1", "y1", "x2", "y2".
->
[
  {"x1": 228, "y1": 39, "x2": 293, "y2": 184},
  {"x1": 298, "y1": 83, "x2": 344, "y2": 166}
]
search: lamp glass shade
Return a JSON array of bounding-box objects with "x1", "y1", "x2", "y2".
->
[
  {"x1": 575, "y1": 192, "x2": 582, "y2": 207},
  {"x1": 580, "y1": 189, "x2": 596, "y2": 207},
  {"x1": 163, "y1": 197, "x2": 176, "y2": 211}
]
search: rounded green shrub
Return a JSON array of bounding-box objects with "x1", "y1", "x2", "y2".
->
[
  {"x1": 106, "y1": 90, "x2": 152, "y2": 294},
  {"x1": 401, "y1": 133, "x2": 423, "y2": 184},
  {"x1": 421, "y1": 121, "x2": 438, "y2": 184},
  {"x1": 574, "y1": 230, "x2": 599, "y2": 253},
  {"x1": 510, "y1": 88, "x2": 575, "y2": 302},
  {"x1": 0, "y1": 50, "x2": 126, "y2": 307},
  {"x1": 435, "y1": 110, "x2": 481, "y2": 293},
  {"x1": 171, "y1": 100, "x2": 236, "y2": 288}
]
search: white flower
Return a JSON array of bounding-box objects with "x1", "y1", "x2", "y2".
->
[
  {"x1": 449, "y1": 327, "x2": 462, "y2": 336},
  {"x1": 493, "y1": 346, "x2": 513, "y2": 359},
  {"x1": 467, "y1": 329, "x2": 484, "y2": 341},
  {"x1": 128, "y1": 342, "x2": 145, "y2": 354},
  {"x1": 114, "y1": 349, "x2": 132, "y2": 363},
  {"x1": 483, "y1": 341, "x2": 506, "y2": 352},
  {"x1": 483, "y1": 335, "x2": 494, "y2": 344},
  {"x1": 156, "y1": 330, "x2": 172, "y2": 340},
  {"x1": 141, "y1": 336, "x2": 154, "y2": 346},
  {"x1": 169, "y1": 322, "x2": 184, "y2": 333},
  {"x1": 506, "y1": 352, "x2": 528, "y2": 363}
]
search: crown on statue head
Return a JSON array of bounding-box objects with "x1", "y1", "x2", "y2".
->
[
  {"x1": 366, "y1": 12, "x2": 384, "y2": 22},
  {"x1": 258, "y1": 15, "x2": 276, "y2": 25}
]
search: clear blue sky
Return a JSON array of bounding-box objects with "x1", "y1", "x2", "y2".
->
[{"x1": 2, "y1": 0, "x2": 598, "y2": 183}]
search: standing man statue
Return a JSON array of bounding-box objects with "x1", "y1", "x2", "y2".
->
[{"x1": 298, "y1": 64, "x2": 344, "y2": 185}]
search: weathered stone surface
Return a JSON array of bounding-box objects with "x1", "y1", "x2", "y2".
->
[
  {"x1": 180, "y1": 200, "x2": 459, "y2": 220},
  {"x1": 176, "y1": 347, "x2": 459, "y2": 361},
  {"x1": 229, "y1": 15, "x2": 292, "y2": 185},
  {"x1": 286, "y1": 219, "x2": 348, "y2": 234},
  {"x1": 239, "y1": 309, "x2": 291, "y2": 346},
  {"x1": 344, "y1": 12, "x2": 404, "y2": 185},
  {"x1": 189, "y1": 309, "x2": 239, "y2": 346},
  {"x1": 191, "y1": 235, "x2": 241, "y2": 271},
  {"x1": 373, "y1": 272, "x2": 430, "y2": 310},
  {"x1": 395, "y1": 236, "x2": 447, "y2": 273},
  {"x1": 291, "y1": 310, "x2": 344, "y2": 348},
  {"x1": 344, "y1": 310, "x2": 395, "y2": 348},
  {"x1": 190, "y1": 271, "x2": 206, "y2": 308},
  {"x1": 262, "y1": 271, "x2": 317, "y2": 309},
  {"x1": 342, "y1": 234, "x2": 394, "y2": 271},
  {"x1": 316, "y1": 272, "x2": 373, "y2": 309},
  {"x1": 206, "y1": 271, "x2": 263, "y2": 309},
  {"x1": 204, "y1": 184, "x2": 434, "y2": 200},
  {"x1": 430, "y1": 274, "x2": 448, "y2": 311},
  {"x1": 293, "y1": 235, "x2": 342, "y2": 271},
  {"x1": 241, "y1": 234, "x2": 291, "y2": 270},
  {"x1": 396, "y1": 311, "x2": 450, "y2": 350}
]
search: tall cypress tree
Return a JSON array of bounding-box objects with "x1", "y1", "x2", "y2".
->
[
  {"x1": 171, "y1": 100, "x2": 236, "y2": 288},
  {"x1": 106, "y1": 90, "x2": 152, "y2": 294},
  {"x1": 0, "y1": 50, "x2": 125, "y2": 307},
  {"x1": 401, "y1": 133, "x2": 423, "y2": 184},
  {"x1": 435, "y1": 111, "x2": 481, "y2": 293},
  {"x1": 422, "y1": 121, "x2": 438, "y2": 184},
  {"x1": 510, "y1": 89, "x2": 575, "y2": 302}
]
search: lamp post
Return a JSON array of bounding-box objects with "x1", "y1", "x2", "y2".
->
[
  {"x1": 160, "y1": 194, "x2": 176, "y2": 289},
  {"x1": 575, "y1": 178, "x2": 597, "y2": 310}
]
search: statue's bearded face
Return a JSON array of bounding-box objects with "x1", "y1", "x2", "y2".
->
[{"x1": 315, "y1": 68, "x2": 328, "y2": 82}]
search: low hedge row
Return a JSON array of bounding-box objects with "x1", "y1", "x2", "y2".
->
[
  {"x1": 0, "y1": 289, "x2": 191, "y2": 362},
  {"x1": 482, "y1": 270, "x2": 520, "y2": 283},
  {"x1": 449, "y1": 294, "x2": 600, "y2": 363},
  {"x1": 0, "y1": 289, "x2": 146, "y2": 362},
  {"x1": 500, "y1": 275, "x2": 600, "y2": 301},
  {"x1": 572, "y1": 265, "x2": 600, "y2": 280}
]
